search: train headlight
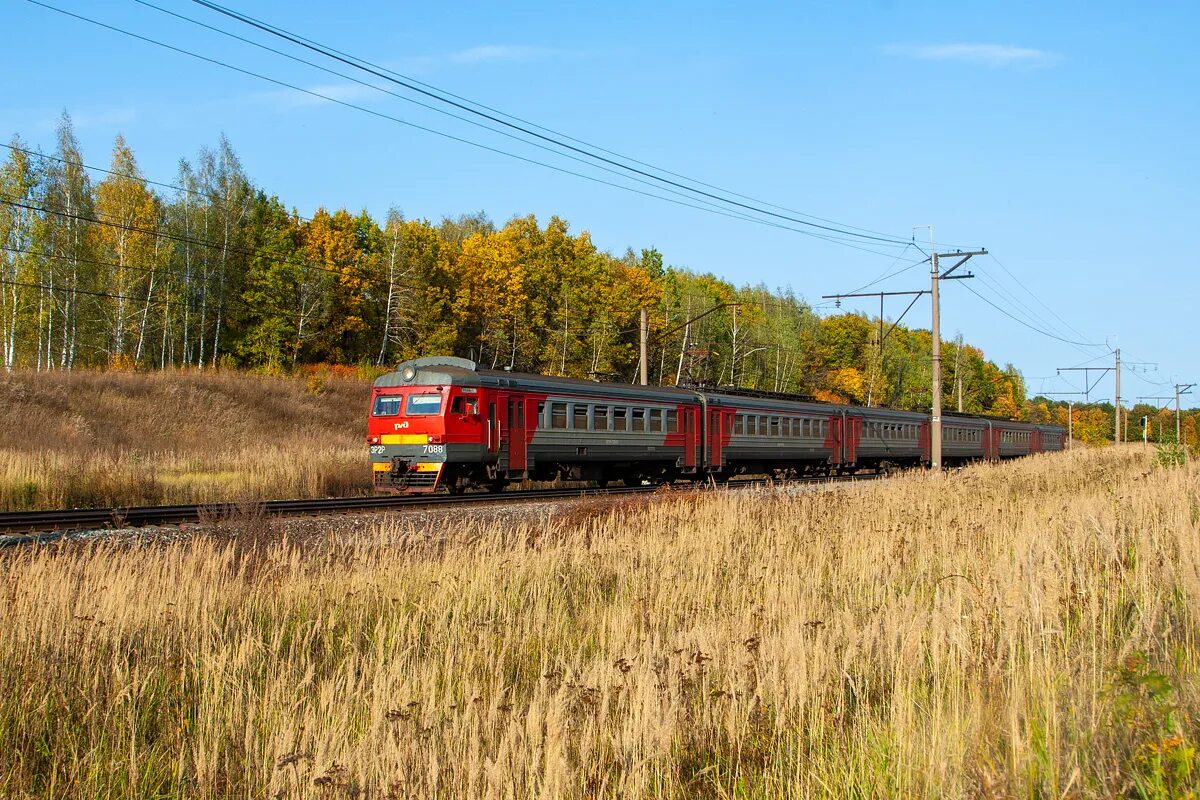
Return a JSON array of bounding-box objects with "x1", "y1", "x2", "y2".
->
[{"x1": 401, "y1": 366, "x2": 417, "y2": 382}]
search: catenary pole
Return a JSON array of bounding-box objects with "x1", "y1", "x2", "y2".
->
[
  {"x1": 639, "y1": 308, "x2": 649, "y2": 386},
  {"x1": 931, "y1": 238, "x2": 942, "y2": 470},
  {"x1": 1114, "y1": 347, "x2": 1121, "y2": 443}
]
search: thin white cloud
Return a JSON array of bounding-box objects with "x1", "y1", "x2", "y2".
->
[
  {"x1": 885, "y1": 43, "x2": 1059, "y2": 68},
  {"x1": 390, "y1": 44, "x2": 568, "y2": 75},
  {"x1": 447, "y1": 44, "x2": 558, "y2": 65}
]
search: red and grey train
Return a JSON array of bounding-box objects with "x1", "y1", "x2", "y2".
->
[{"x1": 368, "y1": 356, "x2": 1067, "y2": 494}]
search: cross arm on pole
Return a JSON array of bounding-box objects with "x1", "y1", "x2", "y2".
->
[
  {"x1": 937, "y1": 249, "x2": 987, "y2": 279},
  {"x1": 1137, "y1": 395, "x2": 1176, "y2": 414},
  {"x1": 820, "y1": 290, "x2": 927, "y2": 300},
  {"x1": 1056, "y1": 366, "x2": 1113, "y2": 401}
]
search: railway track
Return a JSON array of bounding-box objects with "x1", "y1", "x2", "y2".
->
[{"x1": 0, "y1": 473, "x2": 878, "y2": 547}]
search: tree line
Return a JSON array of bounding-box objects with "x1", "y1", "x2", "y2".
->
[{"x1": 2, "y1": 114, "x2": 1194, "y2": 447}]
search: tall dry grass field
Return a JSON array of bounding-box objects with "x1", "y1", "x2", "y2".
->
[
  {"x1": 2, "y1": 447, "x2": 1198, "y2": 798},
  {"x1": 0, "y1": 368, "x2": 370, "y2": 510}
]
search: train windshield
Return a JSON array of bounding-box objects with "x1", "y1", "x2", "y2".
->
[
  {"x1": 405, "y1": 393, "x2": 442, "y2": 415},
  {"x1": 372, "y1": 395, "x2": 404, "y2": 416}
]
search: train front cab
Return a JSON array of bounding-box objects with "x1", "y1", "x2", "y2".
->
[{"x1": 369, "y1": 360, "x2": 493, "y2": 493}]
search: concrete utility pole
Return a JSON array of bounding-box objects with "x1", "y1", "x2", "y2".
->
[
  {"x1": 1178, "y1": 383, "x2": 1195, "y2": 460},
  {"x1": 1069, "y1": 400, "x2": 1074, "y2": 449},
  {"x1": 931, "y1": 247, "x2": 943, "y2": 469},
  {"x1": 929, "y1": 241, "x2": 986, "y2": 471},
  {"x1": 1114, "y1": 348, "x2": 1121, "y2": 443},
  {"x1": 639, "y1": 307, "x2": 649, "y2": 386},
  {"x1": 1046, "y1": 391, "x2": 1084, "y2": 451}
]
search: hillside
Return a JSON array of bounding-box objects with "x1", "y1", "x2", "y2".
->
[{"x1": 0, "y1": 367, "x2": 370, "y2": 510}]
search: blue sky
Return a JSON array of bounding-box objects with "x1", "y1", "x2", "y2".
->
[{"x1": 3, "y1": 0, "x2": 1197, "y2": 406}]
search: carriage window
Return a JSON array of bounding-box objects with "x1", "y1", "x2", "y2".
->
[
  {"x1": 372, "y1": 394, "x2": 403, "y2": 417},
  {"x1": 649, "y1": 409, "x2": 663, "y2": 432},
  {"x1": 595, "y1": 405, "x2": 610, "y2": 431},
  {"x1": 632, "y1": 409, "x2": 646, "y2": 432},
  {"x1": 734, "y1": 415, "x2": 744, "y2": 435},
  {"x1": 758, "y1": 417, "x2": 769, "y2": 437},
  {"x1": 405, "y1": 393, "x2": 442, "y2": 415},
  {"x1": 451, "y1": 396, "x2": 478, "y2": 415},
  {"x1": 537, "y1": 401, "x2": 546, "y2": 429},
  {"x1": 573, "y1": 404, "x2": 588, "y2": 430},
  {"x1": 666, "y1": 410, "x2": 678, "y2": 433},
  {"x1": 614, "y1": 407, "x2": 628, "y2": 431},
  {"x1": 551, "y1": 403, "x2": 567, "y2": 429},
  {"x1": 769, "y1": 417, "x2": 780, "y2": 437}
]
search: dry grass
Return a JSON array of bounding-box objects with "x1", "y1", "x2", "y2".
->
[
  {"x1": 0, "y1": 368, "x2": 370, "y2": 510},
  {"x1": 1, "y1": 447, "x2": 1199, "y2": 798}
]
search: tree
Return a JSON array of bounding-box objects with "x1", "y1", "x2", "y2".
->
[
  {"x1": 0, "y1": 138, "x2": 39, "y2": 370},
  {"x1": 93, "y1": 135, "x2": 164, "y2": 364}
]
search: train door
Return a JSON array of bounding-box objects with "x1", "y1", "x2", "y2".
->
[
  {"x1": 487, "y1": 395, "x2": 501, "y2": 459},
  {"x1": 507, "y1": 396, "x2": 527, "y2": 475},
  {"x1": 828, "y1": 414, "x2": 842, "y2": 466},
  {"x1": 708, "y1": 407, "x2": 729, "y2": 471},
  {"x1": 681, "y1": 406, "x2": 699, "y2": 471}
]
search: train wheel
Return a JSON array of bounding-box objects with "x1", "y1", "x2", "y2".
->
[
  {"x1": 487, "y1": 479, "x2": 507, "y2": 494},
  {"x1": 623, "y1": 476, "x2": 643, "y2": 488}
]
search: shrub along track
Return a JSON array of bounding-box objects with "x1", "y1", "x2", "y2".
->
[{"x1": 0, "y1": 474, "x2": 880, "y2": 546}]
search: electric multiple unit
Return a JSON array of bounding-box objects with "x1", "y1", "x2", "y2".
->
[{"x1": 367, "y1": 356, "x2": 1066, "y2": 494}]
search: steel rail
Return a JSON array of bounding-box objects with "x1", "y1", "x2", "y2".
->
[{"x1": 0, "y1": 473, "x2": 880, "y2": 547}]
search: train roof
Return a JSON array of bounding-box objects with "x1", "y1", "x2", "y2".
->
[
  {"x1": 377, "y1": 356, "x2": 1064, "y2": 433},
  {"x1": 376, "y1": 357, "x2": 702, "y2": 403}
]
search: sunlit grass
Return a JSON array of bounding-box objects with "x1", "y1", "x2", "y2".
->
[
  {"x1": 0, "y1": 368, "x2": 370, "y2": 509},
  {"x1": 1, "y1": 446, "x2": 1197, "y2": 797}
]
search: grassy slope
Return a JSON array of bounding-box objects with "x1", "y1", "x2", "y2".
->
[
  {"x1": 0, "y1": 369, "x2": 370, "y2": 510},
  {"x1": 1, "y1": 447, "x2": 1197, "y2": 797}
]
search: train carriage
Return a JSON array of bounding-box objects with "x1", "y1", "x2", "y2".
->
[
  {"x1": 708, "y1": 394, "x2": 843, "y2": 478},
  {"x1": 855, "y1": 407, "x2": 927, "y2": 469}
]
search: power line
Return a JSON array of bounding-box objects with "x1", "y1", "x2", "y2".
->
[
  {"x1": 986, "y1": 253, "x2": 1097, "y2": 346},
  {"x1": 184, "y1": 2, "x2": 918, "y2": 244},
  {"x1": 135, "y1": 0, "x2": 915, "y2": 253},
  {"x1": 959, "y1": 281, "x2": 1105, "y2": 347},
  {"x1": 971, "y1": 266, "x2": 1102, "y2": 358},
  {"x1": 23, "y1": 0, "x2": 912, "y2": 259},
  {"x1": 135, "y1": 0, "x2": 868, "y2": 247},
  {"x1": 189, "y1": 0, "x2": 922, "y2": 248}
]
